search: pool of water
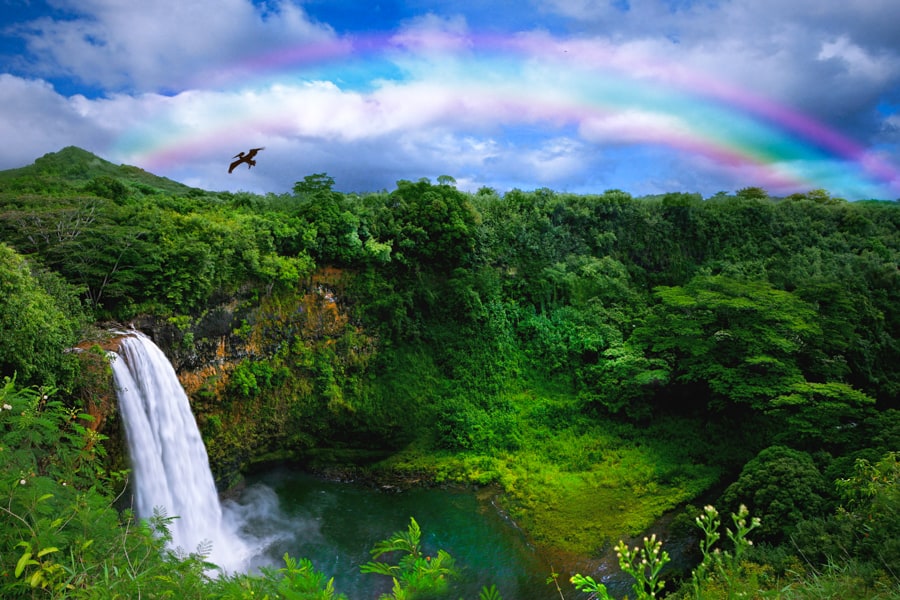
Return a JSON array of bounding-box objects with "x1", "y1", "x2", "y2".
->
[{"x1": 224, "y1": 466, "x2": 569, "y2": 599}]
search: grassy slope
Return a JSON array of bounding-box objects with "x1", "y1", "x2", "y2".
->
[
  {"x1": 373, "y1": 381, "x2": 721, "y2": 557},
  {"x1": 0, "y1": 146, "x2": 199, "y2": 195}
]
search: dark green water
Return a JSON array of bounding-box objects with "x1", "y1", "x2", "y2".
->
[{"x1": 227, "y1": 466, "x2": 571, "y2": 599}]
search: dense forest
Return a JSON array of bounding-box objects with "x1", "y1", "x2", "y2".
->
[{"x1": 1, "y1": 146, "x2": 898, "y2": 598}]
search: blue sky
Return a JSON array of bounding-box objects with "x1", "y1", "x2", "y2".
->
[{"x1": 1, "y1": 0, "x2": 899, "y2": 199}]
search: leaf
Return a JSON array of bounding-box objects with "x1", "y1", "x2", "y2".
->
[
  {"x1": 37, "y1": 546, "x2": 59, "y2": 557},
  {"x1": 15, "y1": 552, "x2": 36, "y2": 578},
  {"x1": 29, "y1": 569, "x2": 44, "y2": 588},
  {"x1": 360, "y1": 561, "x2": 396, "y2": 576},
  {"x1": 570, "y1": 573, "x2": 609, "y2": 595}
]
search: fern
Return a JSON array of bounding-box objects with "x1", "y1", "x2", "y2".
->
[{"x1": 360, "y1": 517, "x2": 459, "y2": 600}]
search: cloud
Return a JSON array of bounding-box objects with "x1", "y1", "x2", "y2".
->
[
  {"x1": 391, "y1": 12, "x2": 472, "y2": 53},
  {"x1": 579, "y1": 110, "x2": 691, "y2": 145},
  {"x1": 1, "y1": 1, "x2": 898, "y2": 198},
  {"x1": 538, "y1": 0, "x2": 630, "y2": 22},
  {"x1": 12, "y1": 0, "x2": 335, "y2": 93},
  {"x1": 818, "y1": 36, "x2": 896, "y2": 82},
  {"x1": 0, "y1": 74, "x2": 114, "y2": 166},
  {"x1": 884, "y1": 113, "x2": 900, "y2": 138},
  {"x1": 537, "y1": 0, "x2": 900, "y2": 138}
]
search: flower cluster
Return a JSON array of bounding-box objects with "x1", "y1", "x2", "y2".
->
[{"x1": 614, "y1": 533, "x2": 670, "y2": 598}]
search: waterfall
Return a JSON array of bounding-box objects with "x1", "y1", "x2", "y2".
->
[{"x1": 110, "y1": 331, "x2": 249, "y2": 572}]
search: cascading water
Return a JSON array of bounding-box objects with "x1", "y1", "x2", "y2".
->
[
  {"x1": 106, "y1": 331, "x2": 570, "y2": 596},
  {"x1": 110, "y1": 330, "x2": 251, "y2": 572}
]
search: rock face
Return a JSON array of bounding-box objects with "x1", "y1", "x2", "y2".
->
[
  {"x1": 89, "y1": 267, "x2": 374, "y2": 489},
  {"x1": 127, "y1": 300, "x2": 252, "y2": 373}
]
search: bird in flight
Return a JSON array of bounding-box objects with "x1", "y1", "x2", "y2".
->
[{"x1": 228, "y1": 147, "x2": 265, "y2": 173}]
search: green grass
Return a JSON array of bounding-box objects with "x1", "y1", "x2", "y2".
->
[{"x1": 373, "y1": 385, "x2": 722, "y2": 557}]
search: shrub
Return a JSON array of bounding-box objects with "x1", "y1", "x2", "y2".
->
[{"x1": 720, "y1": 446, "x2": 829, "y2": 543}]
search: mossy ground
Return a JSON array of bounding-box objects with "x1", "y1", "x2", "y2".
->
[{"x1": 372, "y1": 386, "x2": 721, "y2": 557}]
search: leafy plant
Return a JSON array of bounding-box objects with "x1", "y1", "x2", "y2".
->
[
  {"x1": 688, "y1": 504, "x2": 761, "y2": 600},
  {"x1": 719, "y1": 445, "x2": 828, "y2": 543},
  {"x1": 0, "y1": 243, "x2": 80, "y2": 387},
  {"x1": 834, "y1": 451, "x2": 900, "y2": 574},
  {"x1": 360, "y1": 517, "x2": 458, "y2": 599},
  {"x1": 570, "y1": 534, "x2": 671, "y2": 599}
]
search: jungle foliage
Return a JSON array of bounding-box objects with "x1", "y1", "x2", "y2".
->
[{"x1": 1, "y1": 148, "x2": 899, "y2": 597}]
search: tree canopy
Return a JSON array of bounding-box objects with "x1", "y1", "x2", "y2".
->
[{"x1": 1, "y1": 148, "x2": 899, "y2": 598}]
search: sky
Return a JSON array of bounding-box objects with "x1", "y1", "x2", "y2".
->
[{"x1": 1, "y1": 0, "x2": 899, "y2": 199}]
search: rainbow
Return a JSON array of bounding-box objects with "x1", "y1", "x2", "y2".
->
[{"x1": 111, "y1": 30, "x2": 900, "y2": 198}]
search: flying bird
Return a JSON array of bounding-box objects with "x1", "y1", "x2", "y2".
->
[{"x1": 228, "y1": 147, "x2": 264, "y2": 173}]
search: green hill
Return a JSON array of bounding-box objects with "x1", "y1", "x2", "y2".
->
[{"x1": 0, "y1": 146, "x2": 199, "y2": 196}]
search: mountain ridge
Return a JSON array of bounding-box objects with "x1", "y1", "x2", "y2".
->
[{"x1": 0, "y1": 146, "x2": 200, "y2": 196}]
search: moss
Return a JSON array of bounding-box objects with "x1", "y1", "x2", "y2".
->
[{"x1": 369, "y1": 395, "x2": 721, "y2": 557}]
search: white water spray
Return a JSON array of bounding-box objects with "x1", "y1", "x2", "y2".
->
[{"x1": 110, "y1": 331, "x2": 252, "y2": 572}]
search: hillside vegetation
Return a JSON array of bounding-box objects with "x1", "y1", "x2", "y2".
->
[{"x1": 1, "y1": 147, "x2": 898, "y2": 598}]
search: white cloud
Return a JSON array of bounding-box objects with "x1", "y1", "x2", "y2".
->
[
  {"x1": 578, "y1": 110, "x2": 692, "y2": 145},
  {"x1": 818, "y1": 36, "x2": 894, "y2": 82},
  {"x1": 14, "y1": 0, "x2": 335, "y2": 92},
  {"x1": 1, "y1": 0, "x2": 898, "y2": 199},
  {"x1": 520, "y1": 137, "x2": 586, "y2": 182},
  {"x1": 536, "y1": 0, "x2": 900, "y2": 130},
  {"x1": 0, "y1": 74, "x2": 114, "y2": 167},
  {"x1": 391, "y1": 13, "x2": 472, "y2": 53}
]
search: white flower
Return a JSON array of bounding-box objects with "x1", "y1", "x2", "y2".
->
[
  {"x1": 1, "y1": 403, "x2": 11, "y2": 411},
  {"x1": 19, "y1": 479, "x2": 26, "y2": 485}
]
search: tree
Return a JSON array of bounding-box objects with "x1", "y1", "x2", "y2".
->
[
  {"x1": 387, "y1": 178, "x2": 480, "y2": 269},
  {"x1": 720, "y1": 445, "x2": 829, "y2": 543},
  {"x1": 294, "y1": 173, "x2": 336, "y2": 196},
  {"x1": 735, "y1": 186, "x2": 769, "y2": 201},
  {"x1": 84, "y1": 175, "x2": 129, "y2": 202},
  {"x1": 295, "y1": 192, "x2": 363, "y2": 264},
  {"x1": 769, "y1": 381, "x2": 874, "y2": 450},
  {"x1": 634, "y1": 275, "x2": 820, "y2": 412},
  {"x1": 0, "y1": 243, "x2": 79, "y2": 386},
  {"x1": 834, "y1": 452, "x2": 900, "y2": 569}
]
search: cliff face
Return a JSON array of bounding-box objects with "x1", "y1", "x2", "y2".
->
[{"x1": 89, "y1": 267, "x2": 377, "y2": 489}]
